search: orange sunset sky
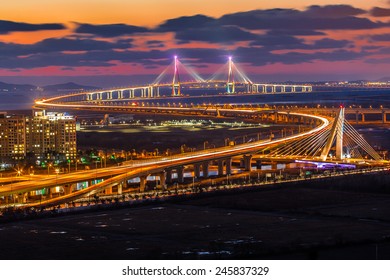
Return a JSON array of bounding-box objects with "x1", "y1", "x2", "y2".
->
[{"x1": 0, "y1": 0, "x2": 389, "y2": 85}]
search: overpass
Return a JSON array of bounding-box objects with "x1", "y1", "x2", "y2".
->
[{"x1": 1, "y1": 102, "x2": 387, "y2": 209}]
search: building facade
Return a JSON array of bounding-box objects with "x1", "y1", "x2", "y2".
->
[
  {"x1": 0, "y1": 111, "x2": 76, "y2": 162},
  {"x1": 0, "y1": 112, "x2": 26, "y2": 161}
]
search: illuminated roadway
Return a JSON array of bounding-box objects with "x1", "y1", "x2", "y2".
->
[{"x1": 1, "y1": 108, "x2": 329, "y2": 207}]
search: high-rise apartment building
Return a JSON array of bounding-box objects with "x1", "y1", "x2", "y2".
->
[
  {"x1": 0, "y1": 111, "x2": 77, "y2": 162},
  {"x1": 0, "y1": 112, "x2": 26, "y2": 160}
]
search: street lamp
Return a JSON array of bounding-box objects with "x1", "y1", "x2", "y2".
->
[
  {"x1": 47, "y1": 163, "x2": 52, "y2": 176},
  {"x1": 55, "y1": 168, "x2": 60, "y2": 187}
]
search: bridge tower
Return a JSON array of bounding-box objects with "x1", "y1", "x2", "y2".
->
[
  {"x1": 320, "y1": 106, "x2": 345, "y2": 161},
  {"x1": 226, "y1": 56, "x2": 235, "y2": 94},
  {"x1": 172, "y1": 55, "x2": 181, "y2": 96}
]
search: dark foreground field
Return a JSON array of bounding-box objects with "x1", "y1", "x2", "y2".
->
[{"x1": 1, "y1": 172, "x2": 390, "y2": 260}]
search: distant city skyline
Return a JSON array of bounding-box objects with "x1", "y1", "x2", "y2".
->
[{"x1": 0, "y1": 0, "x2": 389, "y2": 86}]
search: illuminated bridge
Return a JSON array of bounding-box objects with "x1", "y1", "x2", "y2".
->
[
  {"x1": 35, "y1": 56, "x2": 312, "y2": 107},
  {"x1": 0, "y1": 103, "x2": 387, "y2": 209},
  {"x1": 1, "y1": 56, "x2": 386, "y2": 209}
]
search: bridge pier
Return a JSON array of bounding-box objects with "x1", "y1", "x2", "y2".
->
[
  {"x1": 382, "y1": 111, "x2": 387, "y2": 123},
  {"x1": 156, "y1": 87, "x2": 160, "y2": 97},
  {"x1": 243, "y1": 155, "x2": 253, "y2": 171},
  {"x1": 166, "y1": 169, "x2": 172, "y2": 184},
  {"x1": 226, "y1": 158, "x2": 232, "y2": 175},
  {"x1": 64, "y1": 185, "x2": 73, "y2": 195},
  {"x1": 139, "y1": 176, "x2": 147, "y2": 192},
  {"x1": 202, "y1": 162, "x2": 209, "y2": 178},
  {"x1": 177, "y1": 166, "x2": 185, "y2": 183},
  {"x1": 118, "y1": 181, "x2": 123, "y2": 194},
  {"x1": 157, "y1": 172, "x2": 166, "y2": 190},
  {"x1": 194, "y1": 164, "x2": 201, "y2": 178},
  {"x1": 105, "y1": 186, "x2": 113, "y2": 195},
  {"x1": 218, "y1": 160, "x2": 224, "y2": 176}
]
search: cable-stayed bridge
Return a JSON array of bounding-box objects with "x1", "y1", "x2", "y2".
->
[
  {"x1": 1, "y1": 103, "x2": 387, "y2": 208},
  {"x1": 36, "y1": 56, "x2": 313, "y2": 105}
]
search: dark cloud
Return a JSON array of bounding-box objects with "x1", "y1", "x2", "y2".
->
[
  {"x1": 175, "y1": 26, "x2": 257, "y2": 44},
  {"x1": 266, "y1": 29, "x2": 325, "y2": 36},
  {"x1": 0, "y1": 44, "x2": 372, "y2": 71},
  {"x1": 368, "y1": 34, "x2": 390, "y2": 41},
  {"x1": 219, "y1": 6, "x2": 386, "y2": 30},
  {"x1": 0, "y1": 38, "x2": 133, "y2": 57},
  {"x1": 157, "y1": 15, "x2": 216, "y2": 32},
  {"x1": 249, "y1": 34, "x2": 305, "y2": 49},
  {"x1": 365, "y1": 57, "x2": 390, "y2": 64},
  {"x1": 250, "y1": 34, "x2": 351, "y2": 50},
  {"x1": 75, "y1": 23, "x2": 149, "y2": 37},
  {"x1": 146, "y1": 40, "x2": 165, "y2": 48},
  {"x1": 0, "y1": 19, "x2": 65, "y2": 34},
  {"x1": 304, "y1": 5, "x2": 366, "y2": 17},
  {"x1": 370, "y1": 7, "x2": 390, "y2": 17},
  {"x1": 309, "y1": 38, "x2": 352, "y2": 49}
]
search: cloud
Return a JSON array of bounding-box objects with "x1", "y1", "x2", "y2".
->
[
  {"x1": 304, "y1": 5, "x2": 366, "y2": 17},
  {"x1": 75, "y1": 23, "x2": 149, "y2": 37},
  {"x1": 308, "y1": 38, "x2": 353, "y2": 49},
  {"x1": 0, "y1": 4, "x2": 388, "y2": 73},
  {"x1": 175, "y1": 26, "x2": 258, "y2": 44},
  {"x1": 0, "y1": 38, "x2": 133, "y2": 57},
  {"x1": 370, "y1": 7, "x2": 390, "y2": 17},
  {"x1": 367, "y1": 34, "x2": 390, "y2": 41},
  {"x1": 157, "y1": 15, "x2": 216, "y2": 32},
  {"x1": 249, "y1": 33, "x2": 305, "y2": 49},
  {"x1": 146, "y1": 40, "x2": 165, "y2": 48},
  {"x1": 219, "y1": 6, "x2": 386, "y2": 30},
  {"x1": 0, "y1": 19, "x2": 65, "y2": 34}
]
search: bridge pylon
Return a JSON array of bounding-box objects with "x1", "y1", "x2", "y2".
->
[
  {"x1": 226, "y1": 56, "x2": 235, "y2": 94},
  {"x1": 172, "y1": 55, "x2": 181, "y2": 96},
  {"x1": 320, "y1": 106, "x2": 345, "y2": 161}
]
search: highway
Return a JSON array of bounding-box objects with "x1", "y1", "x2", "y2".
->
[{"x1": 0, "y1": 111, "x2": 329, "y2": 207}]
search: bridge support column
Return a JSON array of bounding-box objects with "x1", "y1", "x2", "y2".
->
[
  {"x1": 194, "y1": 164, "x2": 201, "y2": 178},
  {"x1": 361, "y1": 113, "x2": 365, "y2": 123},
  {"x1": 156, "y1": 87, "x2": 160, "y2": 97},
  {"x1": 130, "y1": 89, "x2": 134, "y2": 98},
  {"x1": 177, "y1": 166, "x2": 184, "y2": 183},
  {"x1": 166, "y1": 169, "x2": 172, "y2": 184},
  {"x1": 243, "y1": 155, "x2": 253, "y2": 171},
  {"x1": 382, "y1": 111, "x2": 387, "y2": 123},
  {"x1": 157, "y1": 172, "x2": 166, "y2": 190},
  {"x1": 118, "y1": 181, "x2": 123, "y2": 195},
  {"x1": 47, "y1": 188, "x2": 52, "y2": 199},
  {"x1": 105, "y1": 187, "x2": 113, "y2": 195},
  {"x1": 226, "y1": 158, "x2": 232, "y2": 175},
  {"x1": 139, "y1": 176, "x2": 147, "y2": 192},
  {"x1": 218, "y1": 160, "x2": 224, "y2": 176},
  {"x1": 64, "y1": 185, "x2": 73, "y2": 195},
  {"x1": 202, "y1": 162, "x2": 209, "y2": 178}
]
